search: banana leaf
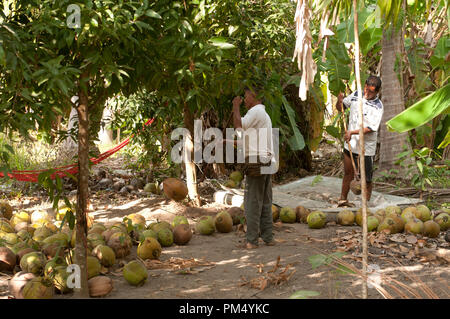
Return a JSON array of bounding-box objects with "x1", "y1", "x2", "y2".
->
[{"x1": 386, "y1": 84, "x2": 450, "y2": 133}]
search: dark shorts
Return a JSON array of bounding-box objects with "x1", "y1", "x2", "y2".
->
[{"x1": 344, "y1": 149, "x2": 374, "y2": 183}]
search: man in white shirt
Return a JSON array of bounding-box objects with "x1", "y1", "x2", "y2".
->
[
  {"x1": 232, "y1": 85, "x2": 275, "y2": 249},
  {"x1": 335, "y1": 75, "x2": 384, "y2": 207}
]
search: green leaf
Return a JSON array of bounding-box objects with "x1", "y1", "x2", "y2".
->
[
  {"x1": 282, "y1": 96, "x2": 305, "y2": 151},
  {"x1": 387, "y1": 84, "x2": 450, "y2": 133},
  {"x1": 289, "y1": 290, "x2": 320, "y2": 299},
  {"x1": 209, "y1": 37, "x2": 235, "y2": 49},
  {"x1": 145, "y1": 9, "x2": 162, "y2": 19}
]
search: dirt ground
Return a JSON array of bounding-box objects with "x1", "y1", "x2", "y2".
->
[{"x1": 1, "y1": 147, "x2": 449, "y2": 300}]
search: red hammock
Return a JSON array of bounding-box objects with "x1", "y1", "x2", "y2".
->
[{"x1": 0, "y1": 118, "x2": 155, "y2": 183}]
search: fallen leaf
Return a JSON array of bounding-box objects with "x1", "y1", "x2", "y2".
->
[
  {"x1": 406, "y1": 235, "x2": 418, "y2": 245},
  {"x1": 390, "y1": 234, "x2": 406, "y2": 243}
]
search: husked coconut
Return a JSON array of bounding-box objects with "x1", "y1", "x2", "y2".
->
[
  {"x1": 162, "y1": 178, "x2": 188, "y2": 201},
  {"x1": 88, "y1": 276, "x2": 113, "y2": 297}
]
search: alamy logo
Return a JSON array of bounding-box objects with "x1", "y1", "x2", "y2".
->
[
  {"x1": 170, "y1": 120, "x2": 279, "y2": 175},
  {"x1": 67, "y1": 4, "x2": 81, "y2": 29}
]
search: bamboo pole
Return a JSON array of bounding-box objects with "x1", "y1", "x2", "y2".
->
[{"x1": 353, "y1": 0, "x2": 368, "y2": 299}]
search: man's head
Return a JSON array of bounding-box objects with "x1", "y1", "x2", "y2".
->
[
  {"x1": 364, "y1": 75, "x2": 381, "y2": 100},
  {"x1": 243, "y1": 85, "x2": 264, "y2": 109}
]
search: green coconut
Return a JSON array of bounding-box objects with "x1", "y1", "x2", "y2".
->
[
  {"x1": 157, "y1": 228, "x2": 174, "y2": 247},
  {"x1": 377, "y1": 217, "x2": 397, "y2": 234},
  {"x1": 51, "y1": 265, "x2": 72, "y2": 294},
  {"x1": 22, "y1": 277, "x2": 54, "y2": 299},
  {"x1": 385, "y1": 206, "x2": 401, "y2": 216},
  {"x1": 92, "y1": 245, "x2": 116, "y2": 267},
  {"x1": 137, "y1": 237, "x2": 162, "y2": 260},
  {"x1": 138, "y1": 229, "x2": 158, "y2": 242},
  {"x1": 280, "y1": 207, "x2": 296, "y2": 223},
  {"x1": 423, "y1": 220, "x2": 440, "y2": 238},
  {"x1": 224, "y1": 179, "x2": 237, "y2": 188},
  {"x1": 171, "y1": 215, "x2": 189, "y2": 228},
  {"x1": 44, "y1": 257, "x2": 67, "y2": 278},
  {"x1": 32, "y1": 226, "x2": 55, "y2": 243},
  {"x1": 195, "y1": 216, "x2": 215, "y2": 235},
  {"x1": 404, "y1": 218, "x2": 424, "y2": 235},
  {"x1": 1, "y1": 232, "x2": 19, "y2": 246},
  {"x1": 229, "y1": 171, "x2": 243, "y2": 184},
  {"x1": 214, "y1": 211, "x2": 233, "y2": 233},
  {"x1": 123, "y1": 260, "x2": 148, "y2": 286},
  {"x1": 402, "y1": 206, "x2": 420, "y2": 220},
  {"x1": 42, "y1": 233, "x2": 69, "y2": 247},
  {"x1": 173, "y1": 224, "x2": 193, "y2": 245},
  {"x1": 307, "y1": 211, "x2": 327, "y2": 229},
  {"x1": 87, "y1": 256, "x2": 102, "y2": 279},
  {"x1": 373, "y1": 209, "x2": 386, "y2": 223},
  {"x1": 336, "y1": 210, "x2": 355, "y2": 226},
  {"x1": 20, "y1": 251, "x2": 46, "y2": 275},
  {"x1": 149, "y1": 221, "x2": 172, "y2": 233},
  {"x1": 10, "y1": 211, "x2": 31, "y2": 228},
  {"x1": 415, "y1": 205, "x2": 432, "y2": 222},
  {"x1": 434, "y1": 212, "x2": 450, "y2": 231},
  {"x1": 401, "y1": 209, "x2": 417, "y2": 223},
  {"x1": 144, "y1": 182, "x2": 160, "y2": 194},
  {"x1": 355, "y1": 209, "x2": 372, "y2": 227},
  {"x1": 367, "y1": 216, "x2": 380, "y2": 232},
  {"x1": 87, "y1": 233, "x2": 105, "y2": 250},
  {"x1": 0, "y1": 219, "x2": 14, "y2": 233}
]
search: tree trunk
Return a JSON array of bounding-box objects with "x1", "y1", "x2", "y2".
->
[
  {"x1": 183, "y1": 103, "x2": 201, "y2": 206},
  {"x1": 73, "y1": 77, "x2": 90, "y2": 298},
  {"x1": 379, "y1": 27, "x2": 412, "y2": 172}
]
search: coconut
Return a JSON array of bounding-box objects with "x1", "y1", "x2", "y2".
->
[
  {"x1": 423, "y1": 220, "x2": 440, "y2": 238},
  {"x1": 0, "y1": 246, "x2": 16, "y2": 271},
  {"x1": 271, "y1": 205, "x2": 280, "y2": 222},
  {"x1": 20, "y1": 251, "x2": 46, "y2": 275},
  {"x1": 9, "y1": 271, "x2": 36, "y2": 299},
  {"x1": 43, "y1": 257, "x2": 67, "y2": 278},
  {"x1": 88, "y1": 276, "x2": 113, "y2": 297},
  {"x1": 227, "y1": 207, "x2": 245, "y2": 225},
  {"x1": 1, "y1": 232, "x2": 19, "y2": 246},
  {"x1": 385, "y1": 206, "x2": 401, "y2": 216},
  {"x1": 173, "y1": 224, "x2": 193, "y2": 245},
  {"x1": 405, "y1": 218, "x2": 424, "y2": 235},
  {"x1": 144, "y1": 182, "x2": 160, "y2": 194},
  {"x1": 89, "y1": 225, "x2": 107, "y2": 236},
  {"x1": 195, "y1": 216, "x2": 215, "y2": 235},
  {"x1": 101, "y1": 227, "x2": 123, "y2": 243},
  {"x1": 92, "y1": 245, "x2": 116, "y2": 267},
  {"x1": 350, "y1": 180, "x2": 361, "y2": 195},
  {"x1": 367, "y1": 216, "x2": 379, "y2": 232},
  {"x1": 123, "y1": 213, "x2": 146, "y2": 228},
  {"x1": 87, "y1": 256, "x2": 102, "y2": 279},
  {"x1": 157, "y1": 228, "x2": 174, "y2": 247},
  {"x1": 87, "y1": 233, "x2": 105, "y2": 250},
  {"x1": 14, "y1": 222, "x2": 33, "y2": 235},
  {"x1": 229, "y1": 171, "x2": 243, "y2": 184},
  {"x1": 402, "y1": 206, "x2": 420, "y2": 220},
  {"x1": 401, "y1": 209, "x2": 416, "y2": 223},
  {"x1": 43, "y1": 233, "x2": 70, "y2": 247},
  {"x1": 137, "y1": 237, "x2": 162, "y2": 260},
  {"x1": 434, "y1": 213, "x2": 450, "y2": 231},
  {"x1": 51, "y1": 265, "x2": 72, "y2": 294},
  {"x1": 32, "y1": 226, "x2": 55, "y2": 243},
  {"x1": 22, "y1": 277, "x2": 54, "y2": 299},
  {"x1": 0, "y1": 219, "x2": 14, "y2": 233},
  {"x1": 214, "y1": 211, "x2": 233, "y2": 233},
  {"x1": 16, "y1": 248, "x2": 36, "y2": 264},
  {"x1": 149, "y1": 221, "x2": 173, "y2": 233},
  {"x1": 30, "y1": 210, "x2": 51, "y2": 225},
  {"x1": 0, "y1": 202, "x2": 13, "y2": 220},
  {"x1": 10, "y1": 211, "x2": 31, "y2": 228},
  {"x1": 293, "y1": 206, "x2": 308, "y2": 223},
  {"x1": 415, "y1": 205, "x2": 432, "y2": 222},
  {"x1": 307, "y1": 211, "x2": 327, "y2": 229},
  {"x1": 106, "y1": 232, "x2": 132, "y2": 258},
  {"x1": 224, "y1": 180, "x2": 237, "y2": 188},
  {"x1": 123, "y1": 260, "x2": 148, "y2": 286},
  {"x1": 171, "y1": 215, "x2": 189, "y2": 228},
  {"x1": 138, "y1": 229, "x2": 158, "y2": 242},
  {"x1": 336, "y1": 210, "x2": 355, "y2": 226},
  {"x1": 280, "y1": 207, "x2": 296, "y2": 223},
  {"x1": 162, "y1": 178, "x2": 188, "y2": 201},
  {"x1": 42, "y1": 242, "x2": 65, "y2": 259},
  {"x1": 355, "y1": 208, "x2": 372, "y2": 227},
  {"x1": 373, "y1": 209, "x2": 386, "y2": 223},
  {"x1": 377, "y1": 217, "x2": 397, "y2": 234}
]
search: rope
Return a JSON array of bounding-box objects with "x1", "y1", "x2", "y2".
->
[{"x1": 0, "y1": 118, "x2": 155, "y2": 183}]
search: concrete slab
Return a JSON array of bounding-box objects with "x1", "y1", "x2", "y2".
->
[{"x1": 214, "y1": 176, "x2": 423, "y2": 218}]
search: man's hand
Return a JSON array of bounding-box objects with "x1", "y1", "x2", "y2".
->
[
  {"x1": 232, "y1": 96, "x2": 243, "y2": 108},
  {"x1": 344, "y1": 130, "x2": 352, "y2": 142}
]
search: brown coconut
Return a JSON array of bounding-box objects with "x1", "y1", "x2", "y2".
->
[
  {"x1": 0, "y1": 247, "x2": 16, "y2": 271},
  {"x1": 350, "y1": 180, "x2": 361, "y2": 195},
  {"x1": 0, "y1": 202, "x2": 13, "y2": 220},
  {"x1": 214, "y1": 211, "x2": 233, "y2": 233},
  {"x1": 173, "y1": 224, "x2": 193, "y2": 245},
  {"x1": 106, "y1": 232, "x2": 132, "y2": 258},
  {"x1": 295, "y1": 206, "x2": 310, "y2": 223},
  {"x1": 162, "y1": 178, "x2": 188, "y2": 201},
  {"x1": 88, "y1": 276, "x2": 114, "y2": 297},
  {"x1": 423, "y1": 220, "x2": 440, "y2": 238},
  {"x1": 227, "y1": 207, "x2": 244, "y2": 225},
  {"x1": 9, "y1": 271, "x2": 36, "y2": 299}
]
